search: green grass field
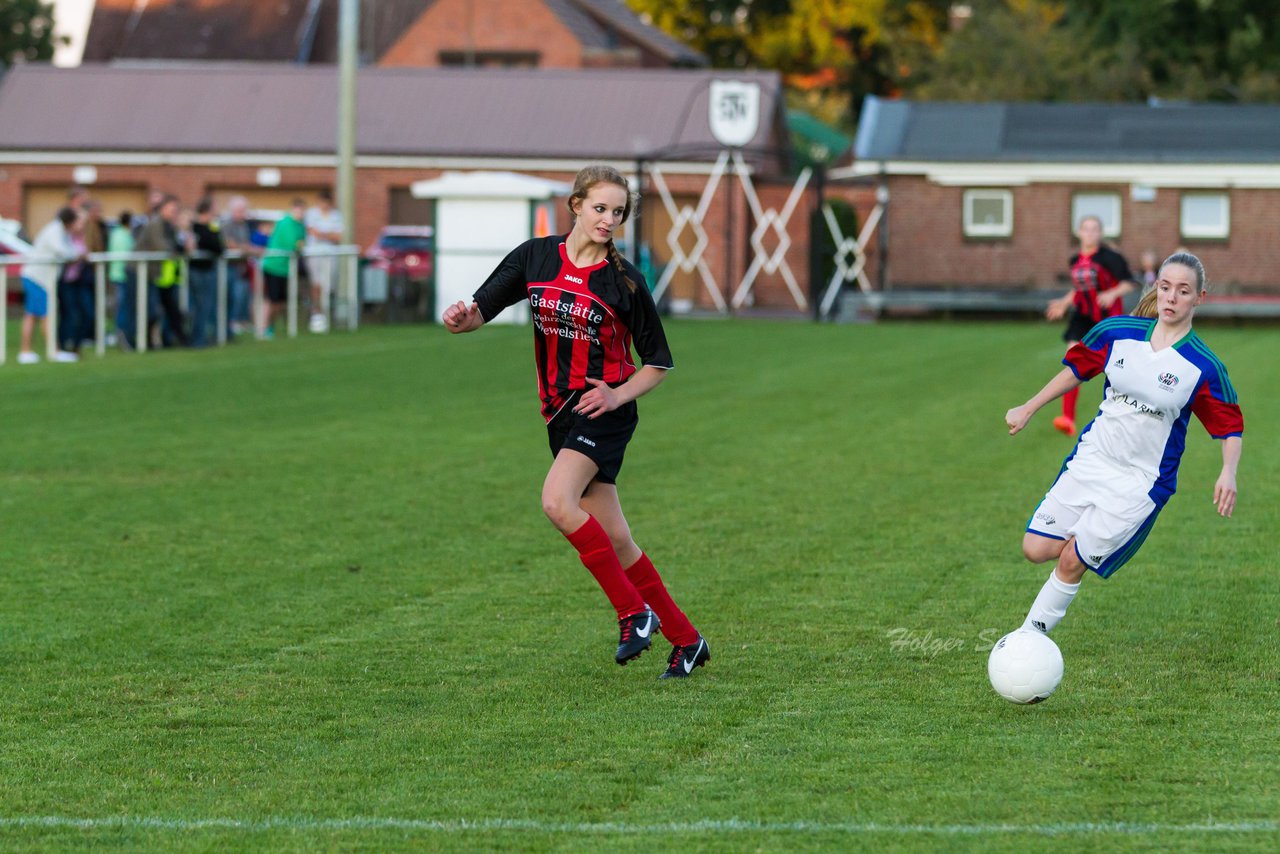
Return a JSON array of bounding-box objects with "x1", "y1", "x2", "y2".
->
[{"x1": 1, "y1": 319, "x2": 1276, "y2": 852}]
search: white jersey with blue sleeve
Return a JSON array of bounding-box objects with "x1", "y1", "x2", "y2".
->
[{"x1": 1027, "y1": 316, "x2": 1243, "y2": 577}]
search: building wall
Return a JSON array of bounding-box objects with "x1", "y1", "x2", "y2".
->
[
  {"x1": 883, "y1": 177, "x2": 1280, "y2": 292},
  {"x1": 379, "y1": 0, "x2": 583, "y2": 68},
  {"x1": 0, "y1": 160, "x2": 877, "y2": 313}
]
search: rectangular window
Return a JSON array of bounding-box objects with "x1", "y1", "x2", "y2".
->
[
  {"x1": 1180, "y1": 193, "x2": 1230, "y2": 239},
  {"x1": 439, "y1": 51, "x2": 539, "y2": 68},
  {"x1": 1071, "y1": 192, "x2": 1122, "y2": 237},
  {"x1": 962, "y1": 189, "x2": 1013, "y2": 238}
]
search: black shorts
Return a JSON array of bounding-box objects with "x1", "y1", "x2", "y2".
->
[
  {"x1": 1063, "y1": 310, "x2": 1098, "y2": 344},
  {"x1": 547, "y1": 399, "x2": 638, "y2": 485},
  {"x1": 264, "y1": 272, "x2": 288, "y2": 304}
]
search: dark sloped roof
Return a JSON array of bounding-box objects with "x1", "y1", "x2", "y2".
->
[
  {"x1": 565, "y1": 0, "x2": 706, "y2": 66},
  {"x1": 0, "y1": 64, "x2": 779, "y2": 159},
  {"x1": 81, "y1": 1, "x2": 704, "y2": 67},
  {"x1": 82, "y1": 0, "x2": 317, "y2": 64},
  {"x1": 855, "y1": 96, "x2": 1280, "y2": 163},
  {"x1": 544, "y1": 0, "x2": 613, "y2": 50}
]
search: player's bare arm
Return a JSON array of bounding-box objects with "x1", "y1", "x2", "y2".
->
[
  {"x1": 1006, "y1": 368, "x2": 1082, "y2": 435},
  {"x1": 1097, "y1": 279, "x2": 1138, "y2": 309},
  {"x1": 575, "y1": 366, "x2": 668, "y2": 419},
  {"x1": 1045, "y1": 291, "x2": 1073, "y2": 321},
  {"x1": 1214, "y1": 435, "x2": 1242, "y2": 517},
  {"x1": 442, "y1": 300, "x2": 484, "y2": 333}
]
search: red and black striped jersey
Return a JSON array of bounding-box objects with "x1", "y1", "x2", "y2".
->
[
  {"x1": 1068, "y1": 246, "x2": 1134, "y2": 323},
  {"x1": 474, "y1": 236, "x2": 674, "y2": 422}
]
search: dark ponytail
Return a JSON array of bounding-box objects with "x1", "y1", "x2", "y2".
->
[{"x1": 605, "y1": 238, "x2": 637, "y2": 293}]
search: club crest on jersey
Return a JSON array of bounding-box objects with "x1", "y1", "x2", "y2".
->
[
  {"x1": 563, "y1": 274, "x2": 584, "y2": 285},
  {"x1": 1157, "y1": 372, "x2": 1180, "y2": 388}
]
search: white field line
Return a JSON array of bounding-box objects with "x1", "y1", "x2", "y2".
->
[{"x1": 0, "y1": 817, "x2": 1276, "y2": 835}]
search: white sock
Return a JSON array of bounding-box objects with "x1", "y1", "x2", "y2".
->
[{"x1": 1022, "y1": 571, "x2": 1080, "y2": 634}]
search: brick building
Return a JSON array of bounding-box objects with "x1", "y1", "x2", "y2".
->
[
  {"x1": 0, "y1": 64, "x2": 851, "y2": 312},
  {"x1": 845, "y1": 97, "x2": 1280, "y2": 294},
  {"x1": 80, "y1": 0, "x2": 705, "y2": 69}
]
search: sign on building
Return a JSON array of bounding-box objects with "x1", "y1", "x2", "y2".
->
[{"x1": 709, "y1": 80, "x2": 761, "y2": 148}]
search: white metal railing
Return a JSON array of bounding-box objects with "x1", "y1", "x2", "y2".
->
[{"x1": 1, "y1": 245, "x2": 361, "y2": 365}]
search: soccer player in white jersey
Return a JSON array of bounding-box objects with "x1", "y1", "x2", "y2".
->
[{"x1": 1004, "y1": 252, "x2": 1243, "y2": 634}]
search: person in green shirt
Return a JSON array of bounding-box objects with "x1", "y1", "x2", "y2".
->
[
  {"x1": 109, "y1": 211, "x2": 141, "y2": 349},
  {"x1": 260, "y1": 199, "x2": 307, "y2": 338}
]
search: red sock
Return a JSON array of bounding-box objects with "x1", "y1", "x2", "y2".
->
[
  {"x1": 624, "y1": 553, "x2": 699, "y2": 646},
  {"x1": 1062, "y1": 387, "x2": 1078, "y2": 421},
  {"x1": 564, "y1": 516, "x2": 644, "y2": 620}
]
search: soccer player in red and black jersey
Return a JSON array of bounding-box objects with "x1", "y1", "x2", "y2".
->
[
  {"x1": 1044, "y1": 215, "x2": 1138, "y2": 436},
  {"x1": 442, "y1": 165, "x2": 709, "y2": 679}
]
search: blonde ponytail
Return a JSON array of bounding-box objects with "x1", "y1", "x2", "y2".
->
[
  {"x1": 1138, "y1": 251, "x2": 1208, "y2": 319},
  {"x1": 1134, "y1": 287, "x2": 1158, "y2": 318}
]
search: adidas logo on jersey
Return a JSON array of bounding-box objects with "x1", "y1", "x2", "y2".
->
[{"x1": 1114, "y1": 358, "x2": 1125, "y2": 368}]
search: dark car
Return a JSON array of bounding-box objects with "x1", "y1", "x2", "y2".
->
[{"x1": 365, "y1": 226, "x2": 434, "y2": 282}]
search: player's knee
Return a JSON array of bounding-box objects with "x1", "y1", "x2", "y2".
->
[
  {"x1": 1022, "y1": 535, "x2": 1060, "y2": 564},
  {"x1": 601, "y1": 522, "x2": 631, "y2": 554},
  {"x1": 540, "y1": 489, "x2": 575, "y2": 528},
  {"x1": 1055, "y1": 549, "x2": 1088, "y2": 585}
]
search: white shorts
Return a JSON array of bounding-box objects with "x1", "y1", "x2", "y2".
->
[
  {"x1": 307, "y1": 254, "x2": 337, "y2": 297},
  {"x1": 1025, "y1": 468, "x2": 1161, "y2": 578}
]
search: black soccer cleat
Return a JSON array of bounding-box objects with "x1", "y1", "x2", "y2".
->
[
  {"x1": 616, "y1": 609, "x2": 660, "y2": 665},
  {"x1": 659, "y1": 636, "x2": 710, "y2": 679}
]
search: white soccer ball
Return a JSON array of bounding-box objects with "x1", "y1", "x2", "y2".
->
[{"x1": 988, "y1": 630, "x2": 1064, "y2": 704}]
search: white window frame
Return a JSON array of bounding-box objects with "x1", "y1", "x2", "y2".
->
[
  {"x1": 962, "y1": 189, "x2": 1013, "y2": 238},
  {"x1": 1071, "y1": 192, "x2": 1122, "y2": 238},
  {"x1": 1180, "y1": 192, "x2": 1230, "y2": 240}
]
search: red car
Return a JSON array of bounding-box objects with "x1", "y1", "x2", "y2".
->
[{"x1": 365, "y1": 226, "x2": 434, "y2": 282}]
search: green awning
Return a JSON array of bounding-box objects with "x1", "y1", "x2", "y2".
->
[{"x1": 787, "y1": 109, "x2": 853, "y2": 167}]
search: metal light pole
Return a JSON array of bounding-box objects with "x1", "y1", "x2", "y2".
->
[{"x1": 338, "y1": 0, "x2": 358, "y2": 322}]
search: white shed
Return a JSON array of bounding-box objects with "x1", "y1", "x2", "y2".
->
[{"x1": 412, "y1": 171, "x2": 570, "y2": 325}]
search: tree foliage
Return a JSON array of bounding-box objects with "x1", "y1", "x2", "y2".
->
[
  {"x1": 628, "y1": 0, "x2": 1280, "y2": 130},
  {"x1": 629, "y1": 0, "x2": 949, "y2": 126},
  {"x1": 906, "y1": 0, "x2": 1151, "y2": 101},
  {"x1": 1063, "y1": 0, "x2": 1280, "y2": 101},
  {"x1": 0, "y1": 0, "x2": 61, "y2": 68}
]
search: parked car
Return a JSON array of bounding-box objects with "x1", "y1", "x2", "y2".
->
[{"x1": 365, "y1": 226, "x2": 434, "y2": 282}]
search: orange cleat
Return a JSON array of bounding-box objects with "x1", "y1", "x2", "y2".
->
[{"x1": 1052, "y1": 415, "x2": 1076, "y2": 436}]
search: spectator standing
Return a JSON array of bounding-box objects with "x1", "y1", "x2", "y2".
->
[
  {"x1": 109, "y1": 211, "x2": 142, "y2": 350},
  {"x1": 17, "y1": 207, "x2": 81, "y2": 364},
  {"x1": 260, "y1": 199, "x2": 307, "y2": 339},
  {"x1": 219, "y1": 195, "x2": 258, "y2": 338},
  {"x1": 57, "y1": 211, "x2": 93, "y2": 355},
  {"x1": 136, "y1": 195, "x2": 188, "y2": 348},
  {"x1": 188, "y1": 197, "x2": 225, "y2": 347},
  {"x1": 304, "y1": 188, "x2": 344, "y2": 333},
  {"x1": 1139, "y1": 249, "x2": 1159, "y2": 287}
]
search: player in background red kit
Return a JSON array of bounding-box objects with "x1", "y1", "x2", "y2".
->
[
  {"x1": 443, "y1": 165, "x2": 709, "y2": 679},
  {"x1": 1044, "y1": 215, "x2": 1139, "y2": 436}
]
